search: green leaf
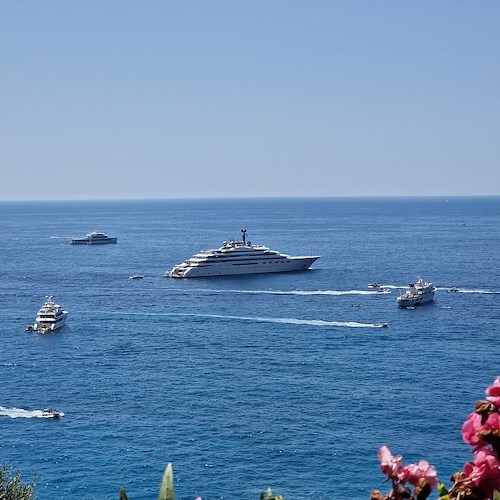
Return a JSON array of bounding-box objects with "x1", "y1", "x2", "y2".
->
[
  {"x1": 437, "y1": 481, "x2": 450, "y2": 499},
  {"x1": 158, "y1": 463, "x2": 175, "y2": 500},
  {"x1": 492, "y1": 490, "x2": 500, "y2": 500}
]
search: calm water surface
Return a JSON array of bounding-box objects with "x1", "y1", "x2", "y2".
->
[{"x1": 0, "y1": 197, "x2": 499, "y2": 499}]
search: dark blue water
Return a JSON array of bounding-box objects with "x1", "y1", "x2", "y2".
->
[{"x1": 0, "y1": 197, "x2": 499, "y2": 499}]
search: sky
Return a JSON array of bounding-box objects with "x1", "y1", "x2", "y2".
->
[{"x1": 1, "y1": 1, "x2": 499, "y2": 200}]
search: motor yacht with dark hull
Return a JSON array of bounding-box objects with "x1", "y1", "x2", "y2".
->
[
  {"x1": 26, "y1": 296, "x2": 69, "y2": 333},
  {"x1": 70, "y1": 232, "x2": 117, "y2": 245},
  {"x1": 397, "y1": 278, "x2": 436, "y2": 308},
  {"x1": 169, "y1": 229, "x2": 320, "y2": 278}
]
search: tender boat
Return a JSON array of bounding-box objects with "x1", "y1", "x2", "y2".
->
[
  {"x1": 27, "y1": 296, "x2": 69, "y2": 333},
  {"x1": 129, "y1": 275, "x2": 144, "y2": 280},
  {"x1": 41, "y1": 408, "x2": 63, "y2": 418},
  {"x1": 447, "y1": 287, "x2": 460, "y2": 293},
  {"x1": 368, "y1": 283, "x2": 380, "y2": 288},
  {"x1": 376, "y1": 287, "x2": 392, "y2": 294},
  {"x1": 168, "y1": 229, "x2": 320, "y2": 278},
  {"x1": 397, "y1": 278, "x2": 436, "y2": 308},
  {"x1": 70, "y1": 232, "x2": 117, "y2": 245}
]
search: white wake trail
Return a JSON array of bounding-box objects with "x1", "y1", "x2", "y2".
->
[{"x1": 100, "y1": 310, "x2": 387, "y2": 329}]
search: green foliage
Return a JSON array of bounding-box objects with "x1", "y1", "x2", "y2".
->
[
  {"x1": 259, "y1": 486, "x2": 284, "y2": 500},
  {"x1": 158, "y1": 463, "x2": 175, "y2": 500},
  {"x1": 437, "y1": 482, "x2": 450, "y2": 500},
  {"x1": 493, "y1": 491, "x2": 500, "y2": 500},
  {"x1": 0, "y1": 465, "x2": 36, "y2": 500}
]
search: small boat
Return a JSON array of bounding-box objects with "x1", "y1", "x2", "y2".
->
[
  {"x1": 70, "y1": 232, "x2": 117, "y2": 245},
  {"x1": 375, "y1": 323, "x2": 389, "y2": 328},
  {"x1": 447, "y1": 287, "x2": 460, "y2": 293},
  {"x1": 41, "y1": 408, "x2": 63, "y2": 418},
  {"x1": 129, "y1": 275, "x2": 144, "y2": 280},
  {"x1": 376, "y1": 287, "x2": 391, "y2": 294},
  {"x1": 397, "y1": 277, "x2": 436, "y2": 308},
  {"x1": 368, "y1": 283, "x2": 380, "y2": 288},
  {"x1": 27, "y1": 296, "x2": 68, "y2": 333}
]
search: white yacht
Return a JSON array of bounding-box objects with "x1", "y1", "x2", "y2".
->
[
  {"x1": 27, "y1": 296, "x2": 69, "y2": 333},
  {"x1": 397, "y1": 278, "x2": 436, "y2": 308},
  {"x1": 70, "y1": 232, "x2": 117, "y2": 245},
  {"x1": 168, "y1": 229, "x2": 320, "y2": 278}
]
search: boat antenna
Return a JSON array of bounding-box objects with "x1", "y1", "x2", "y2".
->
[{"x1": 241, "y1": 228, "x2": 247, "y2": 245}]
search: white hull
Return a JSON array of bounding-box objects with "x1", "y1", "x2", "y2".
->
[
  {"x1": 170, "y1": 256, "x2": 318, "y2": 278},
  {"x1": 34, "y1": 312, "x2": 68, "y2": 333},
  {"x1": 397, "y1": 292, "x2": 435, "y2": 308}
]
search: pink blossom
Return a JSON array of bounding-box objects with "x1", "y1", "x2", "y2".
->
[
  {"x1": 486, "y1": 376, "x2": 500, "y2": 406},
  {"x1": 466, "y1": 448, "x2": 500, "y2": 497},
  {"x1": 462, "y1": 412, "x2": 500, "y2": 446},
  {"x1": 378, "y1": 445, "x2": 403, "y2": 479},
  {"x1": 462, "y1": 413, "x2": 486, "y2": 445},
  {"x1": 398, "y1": 460, "x2": 438, "y2": 490}
]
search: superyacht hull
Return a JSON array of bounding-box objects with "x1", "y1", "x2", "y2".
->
[{"x1": 170, "y1": 256, "x2": 319, "y2": 278}]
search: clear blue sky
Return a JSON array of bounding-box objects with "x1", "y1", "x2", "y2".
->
[{"x1": 1, "y1": 1, "x2": 499, "y2": 200}]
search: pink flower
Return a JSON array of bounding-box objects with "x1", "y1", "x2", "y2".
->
[
  {"x1": 378, "y1": 445, "x2": 403, "y2": 479},
  {"x1": 465, "y1": 448, "x2": 500, "y2": 497},
  {"x1": 398, "y1": 460, "x2": 438, "y2": 490},
  {"x1": 486, "y1": 376, "x2": 500, "y2": 406},
  {"x1": 463, "y1": 413, "x2": 486, "y2": 445},
  {"x1": 462, "y1": 412, "x2": 500, "y2": 446}
]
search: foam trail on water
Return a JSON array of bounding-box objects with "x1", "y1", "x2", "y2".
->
[
  {"x1": 100, "y1": 310, "x2": 386, "y2": 329},
  {"x1": 185, "y1": 288, "x2": 388, "y2": 296},
  {"x1": 0, "y1": 406, "x2": 64, "y2": 419},
  {"x1": 435, "y1": 287, "x2": 499, "y2": 295}
]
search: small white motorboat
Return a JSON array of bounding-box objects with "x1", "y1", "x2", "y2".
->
[
  {"x1": 447, "y1": 287, "x2": 459, "y2": 293},
  {"x1": 129, "y1": 275, "x2": 144, "y2": 280},
  {"x1": 41, "y1": 408, "x2": 63, "y2": 418}
]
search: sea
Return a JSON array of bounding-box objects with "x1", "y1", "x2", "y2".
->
[{"x1": 0, "y1": 197, "x2": 499, "y2": 500}]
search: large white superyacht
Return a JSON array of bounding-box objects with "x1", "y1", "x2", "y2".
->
[
  {"x1": 168, "y1": 229, "x2": 320, "y2": 278},
  {"x1": 26, "y1": 296, "x2": 69, "y2": 333}
]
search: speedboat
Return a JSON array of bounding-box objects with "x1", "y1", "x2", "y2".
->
[
  {"x1": 376, "y1": 287, "x2": 391, "y2": 294},
  {"x1": 70, "y1": 232, "x2": 117, "y2": 245},
  {"x1": 28, "y1": 296, "x2": 69, "y2": 333},
  {"x1": 129, "y1": 275, "x2": 144, "y2": 280},
  {"x1": 397, "y1": 278, "x2": 436, "y2": 308},
  {"x1": 41, "y1": 408, "x2": 63, "y2": 418},
  {"x1": 368, "y1": 283, "x2": 380, "y2": 288},
  {"x1": 447, "y1": 287, "x2": 460, "y2": 293},
  {"x1": 168, "y1": 229, "x2": 320, "y2": 278}
]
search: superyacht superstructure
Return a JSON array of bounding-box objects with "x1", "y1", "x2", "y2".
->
[{"x1": 169, "y1": 229, "x2": 319, "y2": 278}]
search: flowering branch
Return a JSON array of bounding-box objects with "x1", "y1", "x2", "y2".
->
[{"x1": 373, "y1": 377, "x2": 500, "y2": 500}]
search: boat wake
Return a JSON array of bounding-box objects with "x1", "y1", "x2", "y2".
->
[
  {"x1": 0, "y1": 406, "x2": 64, "y2": 419},
  {"x1": 436, "y1": 287, "x2": 500, "y2": 295},
  {"x1": 187, "y1": 288, "x2": 391, "y2": 296},
  {"x1": 101, "y1": 310, "x2": 387, "y2": 329}
]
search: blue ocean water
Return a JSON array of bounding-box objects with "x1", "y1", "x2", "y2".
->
[{"x1": 0, "y1": 197, "x2": 499, "y2": 499}]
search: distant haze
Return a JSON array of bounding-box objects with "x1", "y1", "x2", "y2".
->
[{"x1": 1, "y1": 1, "x2": 499, "y2": 200}]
